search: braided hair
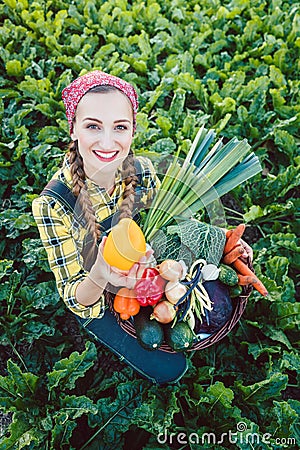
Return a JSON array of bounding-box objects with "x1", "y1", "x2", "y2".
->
[
  {"x1": 68, "y1": 140, "x2": 101, "y2": 245},
  {"x1": 67, "y1": 85, "x2": 138, "y2": 250},
  {"x1": 119, "y1": 148, "x2": 139, "y2": 220}
]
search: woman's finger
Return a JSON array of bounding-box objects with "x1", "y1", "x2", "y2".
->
[
  {"x1": 110, "y1": 266, "x2": 130, "y2": 275},
  {"x1": 98, "y1": 236, "x2": 107, "y2": 251},
  {"x1": 240, "y1": 238, "x2": 253, "y2": 261},
  {"x1": 145, "y1": 248, "x2": 154, "y2": 259}
]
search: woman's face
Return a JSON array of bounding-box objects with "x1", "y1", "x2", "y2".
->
[{"x1": 71, "y1": 90, "x2": 134, "y2": 183}]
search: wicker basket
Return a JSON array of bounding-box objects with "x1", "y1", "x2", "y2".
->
[
  {"x1": 105, "y1": 259, "x2": 253, "y2": 353},
  {"x1": 118, "y1": 292, "x2": 250, "y2": 353}
]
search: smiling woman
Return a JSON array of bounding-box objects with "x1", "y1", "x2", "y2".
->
[{"x1": 32, "y1": 70, "x2": 188, "y2": 384}]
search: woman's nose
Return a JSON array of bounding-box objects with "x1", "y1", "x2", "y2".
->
[{"x1": 99, "y1": 130, "x2": 115, "y2": 149}]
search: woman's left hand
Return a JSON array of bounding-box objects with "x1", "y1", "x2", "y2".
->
[
  {"x1": 239, "y1": 238, "x2": 253, "y2": 262},
  {"x1": 222, "y1": 225, "x2": 253, "y2": 265}
]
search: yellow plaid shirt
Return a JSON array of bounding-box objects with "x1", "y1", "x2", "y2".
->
[{"x1": 32, "y1": 155, "x2": 160, "y2": 319}]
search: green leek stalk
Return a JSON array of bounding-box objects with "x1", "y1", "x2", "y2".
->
[{"x1": 143, "y1": 125, "x2": 262, "y2": 241}]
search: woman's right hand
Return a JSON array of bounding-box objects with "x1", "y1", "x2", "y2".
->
[
  {"x1": 89, "y1": 237, "x2": 155, "y2": 290},
  {"x1": 77, "y1": 237, "x2": 133, "y2": 306},
  {"x1": 88, "y1": 236, "x2": 130, "y2": 289}
]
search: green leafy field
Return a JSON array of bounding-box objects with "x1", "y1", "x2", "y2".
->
[{"x1": 0, "y1": 0, "x2": 299, "y2": 448}]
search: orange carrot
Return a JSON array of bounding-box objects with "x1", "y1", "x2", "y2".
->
[
  {"x1": 251, "y1": 279, "x2": 269, "y2": 297},
  {"x1": 223, "y1": 224, "x2": 246, "y2": 255},
  {"x1": 223, "y1": 245, "x2": 244, "y2": 264},
  {"x1": 238, "y1": 274, "x2": 258, "y2": 286},
  {"x1": 225, "y1": 229, "x2": 233, "y2": 239},
  {"x1": 233, "y1": 258, "x2": 268, "y2": 296},
  {"x1": 232, "y1": 258, "x2": 254, "y2": 276}
]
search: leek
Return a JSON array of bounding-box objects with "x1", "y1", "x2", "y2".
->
[{"x1": 143, "y1": 125, "x2": 262, "y2": 241}]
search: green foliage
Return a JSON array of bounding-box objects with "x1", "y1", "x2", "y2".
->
[
  {"x1": 0, "y1": 0, "x2": 299, "y2": 449},
  {"x1": 0, "y1": 342, "x2": 99, "y2": 448}
]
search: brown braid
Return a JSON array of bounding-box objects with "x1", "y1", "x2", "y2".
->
[
  {"x1": 68, "y1": 141, "x2": 101, "y2": 245},
  {"x1": 119, "y1": 149, "x2": 139, "y2": 220}
]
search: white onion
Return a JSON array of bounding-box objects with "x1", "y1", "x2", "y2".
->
[
  {"x1": 165, "y1": 281, "x2": 187, "y2": 305},
  {"x1": 150, "y1": 300, "x2": 176, "y2": 324},
  {"x1": 158, "y1": 259, "x2": 183, "y2": 282}
]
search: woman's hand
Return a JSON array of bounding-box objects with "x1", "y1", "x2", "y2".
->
[
  {"x1": 222, "y1": 225, "x2": 253, "y2": 265},
  {"x1": 89, "y1": 236, "x2": 129, "y2": 288},
  {"x1": 108, "y1": 244, "x2": 155, "y2": 289},
  {"x1": 89, "y1": 237, "x2": 155, "y2": 290},
  {"x1": 240, "y1": 238, "x2": 253, "y2": 262}
]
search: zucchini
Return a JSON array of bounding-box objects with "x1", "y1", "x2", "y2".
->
[
  {"x1": 164, "y1": 321, "x2": 194, "y2": 352},
  {"x1": 218, "y1": 264, "x2": 239, "y2": 286},
  {"x1": 133, "y1": 306, "x2": 164, "y2": 351}
]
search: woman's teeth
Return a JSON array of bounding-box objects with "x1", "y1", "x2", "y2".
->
[{"x1": 94, "y1": 150, "x2": 118, "y2": 159}]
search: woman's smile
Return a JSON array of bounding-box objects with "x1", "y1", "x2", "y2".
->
[{"x1": 92, "y1": 150, "x2": 119, "y2": 162}]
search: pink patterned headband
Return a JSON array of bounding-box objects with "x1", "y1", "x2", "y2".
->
[{"x1": 62, "y1": 70, "x2": 139, "y2": 134}]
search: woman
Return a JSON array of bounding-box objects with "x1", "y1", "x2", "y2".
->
[{"x1": 32, "y1": 70, "x2": 188, "y2": 384}]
